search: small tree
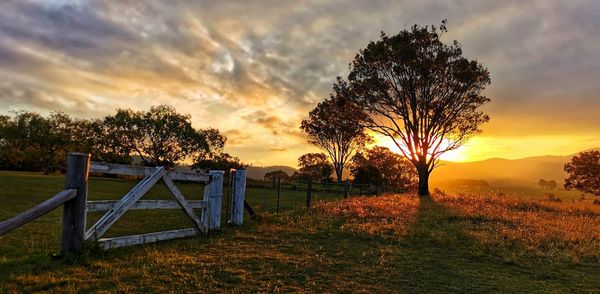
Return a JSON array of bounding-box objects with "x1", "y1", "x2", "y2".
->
[
  {"x1": 264, "y1": 170, "x2": 290, "y2": 182},
  {"x1": 301, "y1": 90, "x2": 371, "y2": 182},
  {"x1": 564, "y1": 151, "x2": 600, "y2": 196},
  {"x1": 346, "y1": 21, "x2": 491, "y2": 196},
  {"x1": 192, "y1": 152, "x2": 245, "y2": 171},
  {"x1": 538, "y1": 179, "x2": 557, "y2": 190},
  {"x1": 351, "y1": 146, "x2": 417, "y2": 191},
  {"x1": 297, "y1": 153, "x2": 333, "y2": 182}
]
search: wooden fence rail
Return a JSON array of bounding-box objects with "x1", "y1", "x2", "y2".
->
[
  {"x1": 87, "y1": 200, "x2": 208, "y2": 212},
  {"x1": 0, "y1": 189, "x2": 77, "y2": 235}
]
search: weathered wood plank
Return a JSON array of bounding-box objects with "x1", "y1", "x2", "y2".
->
[
  {"x1": 85, "y1": 167, "x2": 164, "y2": 240},
  {"x1": 162, "y1": 174, "x2": 206, "y2": 233},
  {"x1": 206, "y1": 170, "x2": 224, "y2": 230},
  {"x1": 87, "y1": 200, "x2": 208, "y2": 212},
  {"x1": 89, "y1": 161, "x2": 209, "y2": 182},
  {"x1": 0, "y1": 189, "x2": 77, "y2": 235},
  {"x1": 231, "y1": 170, "x2": 246, "y2": 225},
  {"x1": 201, "y1": 186, "x2": 210, "y2": 232},
  {"x1": 61, "y1": 152, "x2": 90, "y2": 255},
  {"x1": 97, "y1": 228, "x2": 201, "y2": 250}
]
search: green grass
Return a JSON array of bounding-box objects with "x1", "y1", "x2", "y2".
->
[{"x1": 1, "y1": 171, "x2": 599, "y2": 292}]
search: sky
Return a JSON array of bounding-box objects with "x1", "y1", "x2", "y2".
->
[{"x1": 1, "y1": 0, "x2": 599, "y2": 167}]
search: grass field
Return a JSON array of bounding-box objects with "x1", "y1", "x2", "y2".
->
[{"x1": 1, "y1": 171, "x2": 600, "y2": 292}]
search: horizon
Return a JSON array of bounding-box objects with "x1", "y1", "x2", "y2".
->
[{"x1": 1, "y1": 1, "x2": 599, "y2": 167}]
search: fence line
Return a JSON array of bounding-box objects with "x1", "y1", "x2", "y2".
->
[{"x1": 247, "y1": 177, "x2": 404, "y2": 214}]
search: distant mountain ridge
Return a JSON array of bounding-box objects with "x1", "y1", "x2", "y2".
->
[
  {"x1": 170, "y1": 149, "x2": 599, "y2": 184},
  {"x1": 432, "y1": 149, "x2": 599, "y2": 185}
]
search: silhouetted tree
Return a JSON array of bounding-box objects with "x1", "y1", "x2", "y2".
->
[
  {"x1": 192, "y1": 152, "x2": 245, "y2": 171},
  {"x1": 346, "y1": 21, "x2": 491, "y2": 196},
  {"x1": 264, "y1": 170, "x2": 290, "y2": 182},
  {"x1": 0, "y1": 106, "x2": 231, "y2": 172},
  {"x1": 301, "y1": 93, "x2": 371, "y2": 182},
  {"x1": 297, "y1": 153, "x2": 333, "y2": 182},
  {"x1": 103, "y1": 105, "x2": 225, "y2": 168},
  {"x1": 538, "y1": 179, "x2": 557, "y2": 190},
  {"x1": 0, "y1": 111, "x2": 90, "y2": 173},
  {"x1": 351, "y1": 146, "x2": 417, "y2": 191},
  {"x1": 564, "y1": 151, "x2": 600, "y2": 196}
]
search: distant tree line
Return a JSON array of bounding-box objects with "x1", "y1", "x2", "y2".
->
[
  {"x1": 265, "y1": 147, "x2": 417, "y2": 192},
  {"x1": 0, "y1": 105, "x2": 243, "y2": 174}
]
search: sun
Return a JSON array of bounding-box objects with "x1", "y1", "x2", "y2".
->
[{"x1": 371, "y1": 135, "x2": 471, "y2": 162}]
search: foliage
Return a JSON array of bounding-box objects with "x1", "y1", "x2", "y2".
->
[
  {"x1": 0, "y1": 111, "x2": 91, "y2": 173},
  {"x1": 351, "y1": 146, "x2": 417, "y2": 191},
  {"x1": 351, "y1": 162, "x2": 384, "y2": 187},
  {"x1": 538, "y1": 179, "x2": 557, "y2": 190},
  {"x1": 297, "y1": 153, "x2": 333, "y2": 182},
  {"x1": 344, "y1": 21, "x2": 491, "y2": 195},
  {"x1": 103, "y1": 105, "x2": 225, "y2": 168},
  {"x1": 0, "y1": 105, "x2": 229, "y2": 171},
  {"x1": 301, "y1": 89, "x2": 371, "y2": 182},
  {"x1": 191, "y1": 152, "x2": 245, "y2": 172},
  {"x1": 564, "y1": 151, "x2": 600, "y2": 196},
  {"x1": 264, "y1": 170, "x2": 290, "y2": 181}
]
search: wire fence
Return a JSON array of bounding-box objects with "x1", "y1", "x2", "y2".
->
[{"x1": 235, "y1": 177, "x2": 401, "y2": 214}]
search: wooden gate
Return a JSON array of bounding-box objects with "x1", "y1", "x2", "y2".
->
[
  {"x1": 0, "y1": 153, "x2": 247, "y2": 253},
  {"x1": 85, "y1": 162, "x2": 224, "y2": 250}
]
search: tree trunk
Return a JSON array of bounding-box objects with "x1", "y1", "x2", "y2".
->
[
  {"x1": 416, "y1": 165, "x2": 430, "y2": 197},
  {"x1": 335, "y1": 163, "x2": 343, "y2": 183}
]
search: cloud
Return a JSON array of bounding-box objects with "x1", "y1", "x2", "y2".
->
[
  {"x1": 223, "y1": 129, "x2": 251, "y2": 146},
  {"x1": 0, "y1": 0, "x2": 599, "y2": 166},
  {"x1": 269, "y1": 146, "x2": 288, "y2": 152}
]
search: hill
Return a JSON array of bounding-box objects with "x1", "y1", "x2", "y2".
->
[
  {"x1": 430, "y1": 151, "x2": 594, "y2": 186},
  {"x1": 246, "y1": 165, "x2": 297, "y2": 180}
]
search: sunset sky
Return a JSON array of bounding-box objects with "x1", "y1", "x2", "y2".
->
[{"x1": 1, "y1": 0, "x2": 599, "y2": 167}]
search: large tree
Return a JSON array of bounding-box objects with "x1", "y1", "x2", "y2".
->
[
  {"x1": 103, "y1": 105, "x2": 225, "y2": 168},
  {"x1": 346, "y1": 21, "x2": 491, "y2": 196},
  {"x1": 301, "y1": 90, "x2": 371, "y2": 182},
  {"x1": 564, "y1": 150, "x2": 600, "y2": 196}
]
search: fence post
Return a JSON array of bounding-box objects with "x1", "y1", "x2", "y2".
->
[
  {"x1": 306, "y1": 179, "x2": 312, "y2": 210},
  {"x1": 207, "y1": 170, "x2": 224, "y2": 230},
  {"x1": 61, "y1": 152, "x2": 90, "y2": 255},
  {"x1": 231, "y1": 170, "x2": 246, "y2": 225},
  {"x1": 276, "y1": 177, "x2": 281, "y2": 214},
  {"x1": 344, "y1": 180, "x2": 350, "y2": 199}
]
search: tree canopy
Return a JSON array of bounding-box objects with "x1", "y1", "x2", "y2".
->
[
  {"x1": 192, "y1": 152, "x2": 245, "y2": 172},
  {"x1": 296, "y1": 153, "x2": 333, "y2": 182},
  {"x1": 102, "y1": 105, "x2": 225, "y2": 168},
  {"x1": 345, "y1": 21, "x2": 491, "y2": 196},
  {"x1": 351, "y1": 146, "x2": 417, "y2": 191},
  {"x1": 564, "y1": 151, "x2": 600, "y2": 196},
  {"x1": 0, "y1": 105, "x2": 229, "y2": 172}
]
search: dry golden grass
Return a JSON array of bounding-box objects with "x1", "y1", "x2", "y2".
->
[
  {"x1": 314, "y1": 192, "x2": 600, "y2": 263},
  {"x1": 2, "y1": 171, "x2": 600, "y2": 292}
]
